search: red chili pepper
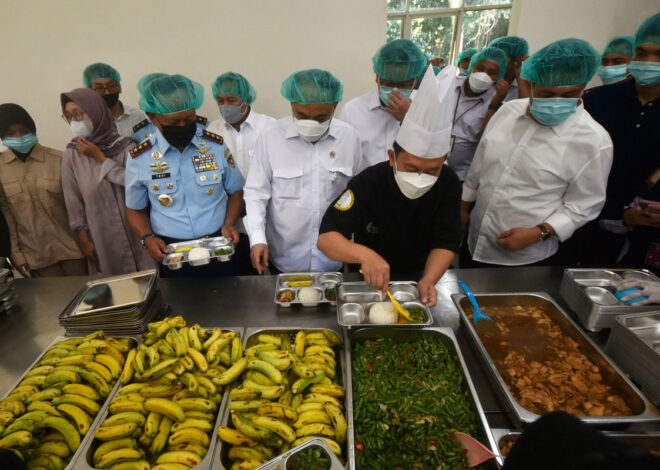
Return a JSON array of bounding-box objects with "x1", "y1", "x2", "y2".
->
[
  {"x1": 366, "y1": 360, "x2": 374, "y2": 374},
  {"x1": 368, "y1": 340, "x2": 376, "y2": 347},
  {"x1": 414, "y1": 380, "x2": 424, "y2": 386},
  {"x1": 430, "y1": 439, "x2": 438, "y2": 445},
  {"x1": 355, "y1": 440, "x2": 364, "y2": 451},
  {"x1": 463, "y1": 449, "x2": 468, "y2": 455},
  {"x1": 444, "y1": 434, "x2": 451, "y2": 439},
  {"x1": 406, "y1": 348, "x2": 417, "y2": 354}
]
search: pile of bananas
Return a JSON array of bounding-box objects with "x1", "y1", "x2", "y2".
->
[
  {"x1": 0, "y1": 331, "x2": 131, "y2": 469},
  {"x1": 90, "y1": 316, "x2": 245, "y2": 470},
  {"x1": 217, "y1": 329, "x2": 347, "y2": 470}
]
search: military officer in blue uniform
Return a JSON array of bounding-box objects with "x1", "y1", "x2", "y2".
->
[{"x1": 125, "y1": 73, "x2": 245, "y2": 277}]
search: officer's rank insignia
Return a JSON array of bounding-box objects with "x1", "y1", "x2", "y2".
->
[
  {"x1": 132, "y1": 119, "x2": 149, "y2": 132},
  {"x1": 224, "y1": 148, "x2": 236, "y2": 168},
  {"x1": 130, "y1": 140, "x2": 153, "y2": 158},
  {"x1": 197, "y1": 115, "x2": 208, "y2": 126},
  {"x1": 192, "y1": 153, "x2": 218, "y2": 173},
  {"x1": 198, "y1": 146, "x2": 211, "y2": 155},
  {"x1": 201, "y1": 129, "x2": 224, "y2": 145},
  {"x1": 334, "y1": 190, "x2": 354, "y2": 211}
]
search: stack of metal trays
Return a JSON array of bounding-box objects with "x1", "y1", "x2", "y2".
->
[
  {"x1": 58, "y1": 270, "x2": 163, "y2": 336},
  {"x1": 559, "y1": 268, "x2": 660, "y2": 332},
  {"x1": 0, "y1": 268, "x2": 16, "y2": 313},
  {"x1": 606, "y1": 312, "x2": 660, "y2": 407}
]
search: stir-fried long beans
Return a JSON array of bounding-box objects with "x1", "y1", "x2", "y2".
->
[
  {"x1": 352, "y1": 336, "x2": 485, "y2": 469},
  {"x1": 287, "y1": 446, "x2": 331, "y2": 470}
]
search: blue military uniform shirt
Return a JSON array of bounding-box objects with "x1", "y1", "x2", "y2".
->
[{"x1": 125, "y1": 126, "x2": 245, "y2": 240}]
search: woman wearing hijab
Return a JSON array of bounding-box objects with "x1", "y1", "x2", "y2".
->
[
  {"x1": 60, "y1": 88, "x2": 155, "y2": 275},
  {"x1": 0, "y1": 103, "x2": 86, "y2": 277}
]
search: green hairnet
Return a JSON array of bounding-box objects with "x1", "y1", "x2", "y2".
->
[
  {"x1": 521, "y1": 38, "x2": 600, "y2": 86},
  {"x1": 489, "y1": 36, "x2": 529, "y2": 57},
  {"x1": 138, "y1": 74, "x2": 204, "y2": 114},
  {"x1": 457, "y1": 48, "x2": 479, "y2": 65},
  {"x1": 83, "y1": 63, "x2": 121, "y2": 87},
  {"x1": 137, "y1": 73, "x2": 168, "y2": 95},
  {"x1": 212, "y1": 72, "x2": 256, "y2": 105},
  {"x1": 468, "y1": 47, "x2": 508, "y2": 80},
  {"x1": 281, "y1": 69, "x2": 343, "y2": 104},
  {"x1": 602, "y1": 36, "x2": 634, "y2": 58},
  {"x1": 634, "y1": 12, "x2": 660, "y2": 48},
  {"x1": 373, "y1": 39, "x2": 427, "y2": 82}
]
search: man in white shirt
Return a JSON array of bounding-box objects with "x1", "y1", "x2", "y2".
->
[
  {"x1": 83, "y1": 62, "x2": 147, "y2": 138},
  {"x1": 461, "y1": 38, "x2": 613, "y2": 267},
  {"x1": 244, "y1": 69, "x2": 362, "y2": 274},
  {"x1": 339, "y1": 39, "x2": 426, "y2": 168},
  {"x1": 489, "y1": 36, "x2": 531, "y2": 102}
]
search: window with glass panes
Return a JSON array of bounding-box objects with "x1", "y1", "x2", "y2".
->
[{"x1": 387, "y1": 0, "x2": 512, "y2": 65}]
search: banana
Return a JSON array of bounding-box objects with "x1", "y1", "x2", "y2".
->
[
  {"x1": 60, "y1": 383, "x2": 100, "y2": 400},
  {"x1": 77, "y1": 346, "x2": 99, "y2": 355},
  {"x1": 11, "y1": 385, "x2": 39, "y2": 396},
  {"x1": 93, "y1": 438, "x2": 137, "y2": 464},
  {"x1": 109, "y1": 400, "x2": 146, "y2": 415},
  {"x1": 293, "y1": 410, "x2": 331, "y2": 429},
  {"x1": 323, "y1": 402, "x2": 347, "y2": 444},
  {"x1": 155, "y1": 450, "x2": 202, "y2": 467},
  {"x1": 179, "y1": 355, "x2": 194, "y2": 371},
  {"x1": 301, "y1": 360, "x2": 335, "y2": 378},
  {"x1": 167, "y1": 427, "x2": 210, "y2": 447},
  {"x1": 291, "y1": 371, "x2": 326, "y2": 395},
  {"x1": 171, "y1": 419, "x2": 213, "y2": 433},
  {"x1": 96, "y1": 447, "x2": 144, "y2": 469},
  {"x1": 52, "y1": 394, "x2": 100, "y2": 415},
  {"x1": 175, "y1": 397, "x2": 216, "y2": 413},
  {"x1": 247, "y1": 370, "x2": 276, "y2": 386},
  {"x1": 256, "y1": 334, "x2": 281, "y2": 346},
  {"x1": 56, "y1": 404, "x2": 91, "y2": 435},
  {"x1": 217, "y1": 425, "x2": 259, "y2": 447},
  {"x1": 42, "y1": 431, "x2": 67, "y2": 442},
  {"x1": 229, "y1": 400, "x2": 267, "y2": 412},
  {"x1": 257, "y1": 403, "x2": 297, "y2": 421},
  {"x1": 0, "y1": 430, "x2": 32, "y2": 448},
  {"x1": 229, "y1": 387, "x2": 260, "y2": 401},
  {"x1": 188, "y1": 325, "x2": 203, "y2": 351},
  {"x1": 149, "y1": 416, "x2": 173, "y2": 456},
  {"x1": 58, "y1": 354, "x2": 94, "y2": 366},
  {"x1": 228, "y1": 446, "x2": 271, "y2": 461},
  {"x1": 45, "y1": 370, "x2": 80, "y2": 386},
  {"x1": 321, "y1": 329, "x2": 342, "y2": 346},
  {"x1": 157, "y1": 340, "x2": 176, "y2": 357},
  {"x1": 229, "y1": 460, "x2": 267, "y2": 470},
  {"x1": 230, "y1": 336, "x2": 243, "y2": 364},
  {"x1": 202, "y1": 328, "x2": 222, "y2": 350},
  {"x1": 295, "y1": 422, "x2": 335, "y2": 439},
  {"x1": 301, "y1": 393, "x2": 342, "y2": 408},
  {"x1": 293, "y1": 331, "x2": 305, "y2": 358},
  {"x1": 95, "y1": 354, "x2": 122, "y2": 378},
  {"x1": 117, "y1": 383, "x2": 144, "y2": 395},
  {"x1": 180, "y1": 373, "x2": 199, "y2": 393},
  {"x1": 98, "y1": 343, "x2": 125, "y2": 366},
  {"x1": 26, "y1": 401, "x2": 61, "y2": 418},
  {"x1": 179, "y1": 327, "x2": 190, "y2": 349},
  {"x1": 309, "y1": 383, "x2": 344, "y2": 398},
  {"x1": 242, "y1": 380, "x2": 284, "y2": 400},
  {"x1": 213, "y1": 357, "x2": 247, "y2": 386},
  {"x1": 0, "y1": 400, "x2": 25, "y2": 415},
  {"x1": 151, "y1": 464, "x2": 193, "y2": 470},
  {"x1": 187, "y1": 348, "x2": 208, "y2": 372},
  {"x1": 37, "y1": 440, "x2": 70, "y2": 459},
  {"x1": 106, "y1": 460, "x2": 150, "y2": 470},
  {"x1": 18, "y1": 375, "x2": 48, "y2": 387},
  {"x1": 25, "y1": 366, "x2": 55, "y2": 379},
  {"x1": 27, "y1": 454, "x2": 66, "y2": 470},
  {"x1": 247, "y1": 360, "x2": 282, "y2": 383},
  {"x1": 83, "y1": 361, "x2": 113, "y2": 383},
  {"x1": 3, "y1": 417, "x2": 39, "y2": 434},
  {"x1": 43, "y1": 347, "x2": 70, "y2": 358},
  {"x1": 144, "y1": 398, "x2": 185, "y2": 422},
  {"x1": 144, "y1": 412, "x2": 162, "y2": 438},
  {"x1": 115, "y1": 392, "x2": 147, "y2": 403},
  {"x1": 39, "y1": 416, "x2": 80, "y2": 451},
  {"x1": 251, "y1": 416, "x2": 296, "y2": 443},
  {"x1": 304, "y1": 345, "x2": 335, "y2": 358},
  {"x1": 292, "y1": 436, "x2": 342, "y2": 456},
  {"x1": 231, "y1": 412, "x2": 272, "y2": 440},
  {"x1": 166, "y1": 329, "x2": 186, "y2": 357},
  {"x1": 278, "y1": 389, "x2": 293, "y2": 406},
  {"x1": 3, "y1": 391, "x2": 32, "y2": 403},
  {"x1": 245, "y1": 343, "x2": 278, "y2": 357},
  {"x1": 78, "y1": 370, "x2": 112, "y2": 397},
  {"x1": 120, "y1": 349, "x2": 137, "y2": 385},
  {"x1": 168, "y1": 442, "x2": 208, "y2": 458},
  {"x1": 102, "y1": 412, "x2": 147, "y2": 428},
  {"x1": 141, "y1": 383, "x2": 180, "y2": 398},
  {"x1": 194, "y1": 375, "x2": 217, "y2": 395},
  {"x1": 25, "y1": 387, "x2": 61, "y2": 404},
  {"x1": 206, "y1": 337, "x2": 231, "y2": 364},
  {"x1": 142, "y1": 358, "x2": 179, "y2": 380},
  {"x1": 94, "y1": 422, "x2": 138, "y2": 441},
  {"x1": 0, "y1": 411, "x2": 14, "y2": 426},
  {"x1": 257, "y1": 351, "x2": 291, "y2": 371},
  {"x1": 289, "y1": 355, "x2": 314, "y2": 379},
  {"x1": 304, "y1": 352, "x2": 337, "y2": 369},
  {"x1": 146, "y1": 346, "x2": 160, "y2": 369}
]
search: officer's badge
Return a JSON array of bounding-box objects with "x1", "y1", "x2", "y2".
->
[
  {"x1": 334, "y1": 190, "x2": 354, "y2": 211},
  {"x1": 132, "y1": 119, "x2": 149, "y2": 132},
  {"x1": 129, "y1": 140, "x2": 153, "y2": 158},
  {"x1": 224, "y1": 148, "x2": 236, "y2": 168}
]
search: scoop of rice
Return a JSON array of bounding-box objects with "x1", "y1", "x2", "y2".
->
[
  {"x1": 369, "y1": 302, "x2": 398, "y2": 324},
  {"x1": 298, "y1": 287, "x2": 322, "y2": 302},
  {"x1": 188, "y1": 247, "x2": 210, "y2": 261}
]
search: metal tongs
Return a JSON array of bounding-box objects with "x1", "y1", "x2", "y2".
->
[{"x1": 458, "y1": 281, "x2": 492, "y2": 325}]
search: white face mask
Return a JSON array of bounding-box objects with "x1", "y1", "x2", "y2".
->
[
  {"x1": 393, "y1": 160, "x2": 438, "y2": 199},
  {"x1": 70, "y1": 118, "x2": 94, "y2": 138},
  {"x1": 293, "y1": 118, "x2": 331, "y2": 143},
  {"x1": 468, "y1": 72, "x2": 494, "y2": 93}
]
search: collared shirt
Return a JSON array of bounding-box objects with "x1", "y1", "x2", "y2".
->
[
  {"x1": 125, "y1": 127, "x2": 245, "y2": 240},
  {"x1": 339, "y1": 89, "x2": 402, "y2": 168},
  {"x1": 114, "y1": 103, "x2": 147, "y2": 138},
  {"x1": 583, "y1": 80, "x2": 660, "y2": 220},
  {"x1": 244, "y1": 117, "x2": 362, "y2": 273},
  {"x1": 447, "y1": 76, "x2": 497, "y2": 180},
  {"x1": 206, "y1": 109, "x2": 276, "y2": 178},
  {"x1": 463, "y1": 99, "x2": 613, "y2": 265},
  {"x1": 0, "y1": 144, "x2": 83, "y2": 269},
  {"x1": 503, "y1": 80, "x2": 519, "y2": 102}
]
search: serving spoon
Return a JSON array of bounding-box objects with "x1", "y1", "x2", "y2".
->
[
  {"x1": 457, "y1": 280, "x2": 492, "y2": 325},
  {"x1": 359, "y1": 270, "x2": 414, "y2": 322}
]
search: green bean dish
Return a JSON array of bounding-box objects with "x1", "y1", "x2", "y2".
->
[{"x1": 352, "y1": 336, "x2": 486, "y2": 469}]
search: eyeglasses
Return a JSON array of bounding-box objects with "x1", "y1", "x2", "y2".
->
[
  {"x1": 91, "y1": 83, "x2": 120, "y2": 93},
  {"x1": 62, "y1": 110, "x2": 87, "y2": 123}
]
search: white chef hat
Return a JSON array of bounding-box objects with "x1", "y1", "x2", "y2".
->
[{"x1": 395, "y1": 64, "x2": 456, "y2": 159}]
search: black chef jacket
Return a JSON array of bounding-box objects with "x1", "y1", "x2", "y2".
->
[{"x1": 319, "y1": 161, "x2": 462, "y2": 279}]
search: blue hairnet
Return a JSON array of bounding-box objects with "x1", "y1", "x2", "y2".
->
[
  {"x1": 83, "y1": 63, "x2": 121, "y2": 87},
  {"x1": 602, "y1": 36, "x2": 634, "y2": 58},
  {"x1": 468, "y1": 47, "x2": 508, "y2": 81},
  {"x1": 489, "y1": 36, "x2": 529, "y2": 57},
  {"x1": 373, "y1": 39, "x2": 427, "y2": 82},
  {"x1": 212, "y1": 72, "x2": 256, "y2": 105},
  {"x1": 137, "y1": 73, "x2": 168, "y2": 95},
  {"x1": 457, "y1": 48, "x2": 479, "y2": 65},
  {"x1": 521, "y1": 38, "x2": 600, "y2": 86},
  {"x1": 634, "y1": 13, "x2": 660, "y2": 48},
  {"x1": 281, "y1": 69, "x2": 343, "y2": 104},
  {"x1": 138, "y1": 74, "x2": 204, "y2": 114}
]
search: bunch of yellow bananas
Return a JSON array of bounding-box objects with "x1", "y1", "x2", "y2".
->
[
  {"x1": 0, "y1": 331, "x2": 131, "y2": 469},
  {"x1": 217, "y1": 329, "x2": 347, "y2": 470},
  {"x1": 90, "y1": 316, "x2": 245, "y2": 470}
]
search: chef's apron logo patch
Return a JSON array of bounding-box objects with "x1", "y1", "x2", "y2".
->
[
  {"x1": 225, "y1": 148, "x2": 236, "y2": 168},
  {"x1": 334, "y1": 190, "x2": 354, "y2": 211}
]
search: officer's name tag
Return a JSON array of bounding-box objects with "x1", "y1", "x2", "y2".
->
[{"x1": 152, "y1": 173, "x2": 171, "y2": 180}]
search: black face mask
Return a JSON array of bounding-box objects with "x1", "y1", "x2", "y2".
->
[
  {"x1": 102, "y1": 93, "x2": 120, "y2": 108},
  {"x1": 160, "y1": 121, "x2": 197, "y2": 149}
]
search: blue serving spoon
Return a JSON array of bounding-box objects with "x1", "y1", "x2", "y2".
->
[{"x1": 458, "y1": 280, "x2": 492, "y2": 325}]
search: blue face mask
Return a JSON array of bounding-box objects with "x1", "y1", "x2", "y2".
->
[
  {"x1": 379, "y1": 85, "x2": 413, "y2": 106},
  {"x1": 2, "y1": 133, "x2": 38, "y2": 154},
  {"x1": 530, "y1": 97, "x2": 579, "y2": 126},
  {"x1": 627, "y1": 60, "x2": 660, "y2": 86},
  {"x1": 597, "y1": 64, "x2": 628, "y2": 85}
]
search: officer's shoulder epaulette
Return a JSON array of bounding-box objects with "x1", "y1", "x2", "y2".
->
[
  {"x1": 202, "y1": 129, "x2": 224, "y2": 145},
  {"x1": 130, "y1": 139, "x2": 153, "y2": 159},
  {"x1": 132, "y1": 119, "x2": 149, "y2": 132},
  {"x1": 197, "y1": 115, "x2": 208, "y2": 125}
]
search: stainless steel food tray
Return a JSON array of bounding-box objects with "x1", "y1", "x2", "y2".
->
[
  {"x1": 211, "y1": 326, "x2": 348, "y2": 470},
  {"x1": 246, "y1": 437, "x2": 344, "y2": 470},
  {"x1": 163, "y1": 236, "x2": 235, "y2": 269},
  {"x1": 1, "y1": 334, "x2": 138, "y2": 470},
  {"x1": 74, "y1": 327, "x2": 243, "y2": 470},
  {"x1": 452, "y1": 292, "x2": 660, "y2": 424},
  {"x1": 559, "y1": 268, "x2": 660, "y2": 332},
  {"x1": 336, "y1": 281, "x2": 433, "y2": 327},
  {"x1": 274, "y1": 272, "x2": 342, "y2": 307},
  {"x1": 606, "y1": 312, "x2": 660, "y2": 407},
  {"x1": 345, "y1": 327, "x2": 498, "y2": 470}
]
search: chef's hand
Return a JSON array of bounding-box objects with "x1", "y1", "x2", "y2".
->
[
  {"x1": 76, "y1": 138, "x2": 106, "y2": 163},
  {"x1": 385, "y1": 91, "x2": 412, "y2": 122},
  {"x1": 221, "y1": 225, "x2": 239, "y2": 245},
  {"x1": 360, "y1": 251, "x2": 390, "y2": 293},
  {"x1": 496, "y1": 227, "x2": 541, "y2": 251},
  {"x1": 80, "y1": 238, "x2": 99, "y2": 266},
  {"x1": 624, "y1": 204, "x2": 660, "y2": 229},
  {"x1": 418, "y1": 277, "x2": 437, "y2": 307},
  {"x1": 17, "y1": 263, "x2": 31, "y2": 278},
  {"x1": 617, "y1": 279, "x2": 660, "y2": 305},
  {"x1": 250, "y1": 244, "x2": 269, "y2": 274},
  {"x1": 144, "y1": 236, "x2": 169, "y2": 262}
]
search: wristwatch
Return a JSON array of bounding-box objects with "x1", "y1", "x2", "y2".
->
[
  {"x1": 536, "y1": 224, "x2": 552, "y2": 241},
  {"x1": 140, "y1": 233, "x2": 154, "y2": 247}
]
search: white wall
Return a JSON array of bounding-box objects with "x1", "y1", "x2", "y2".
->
[{"x1": 0, "y1": 0, "x2": 386, "y2": 149}]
